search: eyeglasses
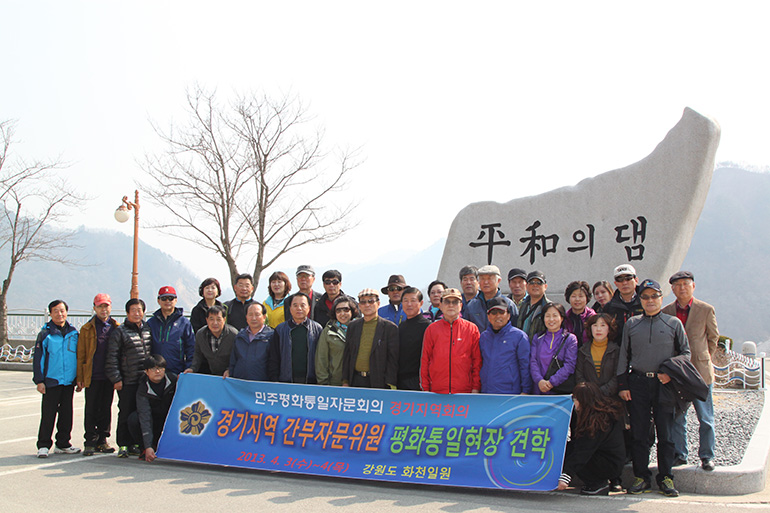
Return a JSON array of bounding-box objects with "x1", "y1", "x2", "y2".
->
[
  {"x1": 149, "y1": 367, "x2": 165, "y2": 372},
  {"x1": 615, "y1": 275, "x2": 635, "y2": 282},
  {"x1": 640, "y1": 293, "x2": 661, "y2": 300},
  {"x1": 442, "y1": 299, "x2": 461, "y2": 305},
  {"x1": 159, "y1": 296, "x2": 176, "y2": 302},
  {"x1": 487, "y1": 310, "x2": 507, "y2": 316},
  {"x1": 335, "y1": 306, "x2": 351, "y2": 313},
  {"x1": 359, "y1": 298, "x2": 378, "y2": 305},
  {"x1": 324, "y1": 279, "x2": 340, "y2": 285},
  {"x1": 528, "y1": 280, "x2": 544, "y2": 286},
  {"x1": 387, "y1": 286, "x2": 403, "y2": 292}
]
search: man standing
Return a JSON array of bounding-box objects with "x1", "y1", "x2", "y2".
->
[
  {"x1": 224, "y1": 273, "x2": 256, "y2": 331},
  {"x1": 479, "y1": 297, "x2": 531, "y2": 394},
  {"x1": 604, "y1": 264, "x2": 644, "y2": 345},
  {"x1": 396, "y1": 287, "x2": 430, "y2": 390},
  {"x1": 506, "y1": 268, "x2": 528, "y2": 308},
  {"x1": 465, "y1": 265, "x2": 518, "y2": 333},
  {"x1": 617, "y1": 279, "x2": 690, "y2": 497},
  {"x1": 378, "y1": 274, "x2": 408, "y2": 325},
  {"x1": 187, "y1": 305, "x2": 238, "y2": 376},
  {"x1": 342, "y1": 288, "x2": 399, "y2": 388},
  {"x1": 226, "y1": 302, "x2": 274, "y2": 381},
  {"x1": 105, "y1": 298, "x2": 153, "y2": 458},
  {"x1": 662, "y1": 271, "x2": 719, "y2": 471},
  {"x1": 284, "y1": 265, "x2": 322, "y2": 323},
  {"x1": 516, "y1": 271, "x2": 549, "y2": 339},
  {"x1": 459, "y1": 265, "x2": 480, "y2": 314},
  {"x1": 269, "y1": 293, "x2": 323, "y2": 383},
  {"x1": 77, "y1": 293, "x2": 119, "y2": 456},
  {"x1": 147, "y1": 286, "x2": 195, "y2": 375},
  {"x1": 314, "y1": 269, "x2": 345, "y2": 327},
  {"x1": 421, "y1": 288, "x2": 481, "y2": 394}
]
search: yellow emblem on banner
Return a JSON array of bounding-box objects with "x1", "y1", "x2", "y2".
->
[{"x1": 179, "y1": 401, "x2": 212, "y2": 435}]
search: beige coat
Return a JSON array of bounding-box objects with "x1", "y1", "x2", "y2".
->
[{"x1": 662, "y1": 297, "x2": 719, "y2": 385}]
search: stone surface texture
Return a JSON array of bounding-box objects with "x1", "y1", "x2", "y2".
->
[{"x1": 438, "y1": 107, "x2": 721, "y2": 296}]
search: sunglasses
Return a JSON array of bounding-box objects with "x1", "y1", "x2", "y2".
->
[
  {"x1": 159, "y1": 296, "x2": 176, "y2": 302},
  {"x1": 640, "y1": 293, "x2": 662, "y2": 300},
  {"x1": 615, "y1": 275, "x2": 635, "y2": 282},
  {"x1": 387, "y1": 286, "x2": 403, "y2": 292},
  {"x1": 324, "y1": 279, "x2": 341, "y2": 285},
  {"x1": 335, "y1": 306, "x2": 351, "y2": 313},
  {"x1": 359, "y1": 298, "x2": 378, "y2": 305}
]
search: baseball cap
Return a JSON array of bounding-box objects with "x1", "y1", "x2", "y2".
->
[
  {"x1": 507, "y1": 268, "x2": 527, "y2": 281},
  {"x1": 441, "y1": 288, "x2": 463, "y2": 301},
  {"x1": 93, "y1": 293, "x2": 111, "y2": 306},
  {"x1": 157, "y1": 286, "x2": 177, "y2": 298},
  {"x1": 296, "y1": 265, "x2": 315, "y2": 276},
  {"x1": 614, "y1": 264, "x2": 637, "y2": 279},
  {"x1": 486, "y1": 296, "x2": 508, "y2": 313},
  {"x1": 526, "y1": 271, "x2": 546, "y2": 284},
  {"x1": 639, "y1": 279, "x2": 662, "y2": 293}
]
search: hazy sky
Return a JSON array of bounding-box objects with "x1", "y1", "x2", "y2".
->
[{"x1": 2, "y1": 2, "x2": 769, "y2": 295}]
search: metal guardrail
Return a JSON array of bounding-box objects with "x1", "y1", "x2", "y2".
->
[{"x1": 714, "y1": 349, "x2": 765, "y2": 389}]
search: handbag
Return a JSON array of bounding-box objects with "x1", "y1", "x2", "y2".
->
[{"x1": 543, "y1": 331, "x2": 576, "y2": 394}]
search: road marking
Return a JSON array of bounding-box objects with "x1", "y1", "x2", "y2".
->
[
  {"x1": 0, "y1": 436, "x2": 36, "y2": 445},
  {"x1": 0, "y1": 387, "x2": 38, "y2": 392},
  {"x1": 0, "y1": 406, "x2": 83, "y2": 421},
  {"x1": 0, "y1": 453, "x2": 111, "y2": 477}
]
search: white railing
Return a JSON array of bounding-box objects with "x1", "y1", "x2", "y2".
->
[{"x1": 714, "y1": 349, "x2": 765, "y2": 389}]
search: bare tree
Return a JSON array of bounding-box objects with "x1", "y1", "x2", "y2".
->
[
  {"x1": 140, "y1": 87, "x2": 359, "y2": 289},
  {"x1": 0, "y1": 120, "x2": 82, "y2": 344}
]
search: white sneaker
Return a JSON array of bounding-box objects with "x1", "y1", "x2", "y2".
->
[
  {"x1": 37, "y1": 447, "x2": 49, "y2": 458},
  {"x1": 54, "y1": 446, "x2": 81, "y2": 454}
]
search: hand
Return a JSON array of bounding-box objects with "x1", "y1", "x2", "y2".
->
[
  {"x1": 342, "y1": 383, "x2": 349, "y2": 387},
  {"x1": 619, "y1": 390, "x2": 631, "y2": 401},
  {"x1": 36, "y1": 383, "x2": 46, "y2": 394},
  {"x1": 144, "y1": 448, "x2": 157, "y2": 462},
  {"x1": 114, "y1": 381, "x2": 123, "y2": 391},
  {"x1": 658, "y1": 372, "x2": 671, "y2": 384},
  {"x1": 557, "y1": 481, "x2": 568, "y2": 491},
  {"x1": 183, "y1": 368, "x2": 193, "y2": 374},
  {"x1": 538, "y1": 380, "x2": 551, "y2": 393},
  {"x1": 223, "y1": 370, "x2": 229, "y2": 379},
  {"x1": 75, "y1": 382, "x2": 84, "y2": 392},
  {"x1": 471, "y1": 389, "x2": 479, "y2": 393}
]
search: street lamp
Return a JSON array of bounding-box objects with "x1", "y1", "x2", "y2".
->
[{"x1": 115, "y1": 190, "x2": 140, "y2": 299}]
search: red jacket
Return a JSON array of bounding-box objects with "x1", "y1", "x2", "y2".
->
[{"x1": 420, "y1": 317, "x2": 481, "y2": 393}]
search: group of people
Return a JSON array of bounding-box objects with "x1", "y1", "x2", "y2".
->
[{"x1": 32, "y1": 262, "x2": 718, "y2": 499}]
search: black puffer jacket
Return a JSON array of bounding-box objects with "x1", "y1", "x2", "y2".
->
[{"x1": 105, "y1": 321, "x2": 152, "y2": 385}]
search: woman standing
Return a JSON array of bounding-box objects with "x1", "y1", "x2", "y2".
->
[
  {"x1": 422, "y1": 280, "x2": 446, "y2": 322},
  {"x1": 190, "y1": 277, "x2": 224, "y2": 333},
  {"x1": 564, "y1": 281, "x2": 595, "y2": 347},
  {"x1": 591, "y1": 281, "x2": 615, "y2": 313},
  {"x1": 33, "y1": 300, "x2": 80, "y2": 457},
  {"x1": 315, "y1": 295, "x2": 359, "y2": 386},
  {"x1": 529, "y1": 302, "x2": 578, "y2": 395},
  {"x1": 264, "y1": 271, "x2": 292, "y2": 328}
]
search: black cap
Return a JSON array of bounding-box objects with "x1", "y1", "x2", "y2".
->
[
  {"x1": 639, "y1": 278, "x2": 662, "y2": 293},
  {"x1": 669, "y1": 271, "x2": 694, "y2": 284},
  {"x1": 526, "y1": 270, "x2": 546, "y2": 284},
  {"x1": 486, "y1": 296, "x2": 509, "y2": 314},
  {"x1": 507, "y1": 268, "x2": 527, "y2": 281}
]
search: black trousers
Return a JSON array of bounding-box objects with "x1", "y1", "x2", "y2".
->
[
  {"x1": 397, "y1": 374, "x2": 420, "y2": 391},
  {"x1": 116, "y1": 384, "x2": 139, "y2": 447},
  {"x1": 37, "y1": 384, "x2": 74, "y2": 450},
  {"x1": 627, "y1": 373, "x2": 676, "y2": 483},
  {"x1": 83, "y1": 379, "x2": 114, "y2": 446},
  {"x1": 127, "y1": 410, "x2": 165, "y2": 451}
]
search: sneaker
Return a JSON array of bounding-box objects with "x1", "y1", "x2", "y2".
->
[
  {"x1": 580, "y1": 482, "x2": 610, "y2": 496},
  {"x1": 54, "y1": 445, "x2": 81, "y2": 455},
  {"x1": 609, "y1": 477, "x2": 623, "y2": 493},
  {"x1": 83, "y1": 446, "x2": 96, "y2": 456},
  {"x1": 37, "y1": 447, "x2": 49, "y2": 458},
  {"x1": 128, "y1": 444, "x2": 141, "y2": 456},
  {"x1": 627, "y1": 477, "x2": 652, "y2": 494},
  {"x1": 658, "y1": 476, "x2": 679, "y2": 497},
  {"x1": 96, "y1": 443, "x2": 115, "y2": 454},
  {"x1": 117, "y1": 446, "x2": 129, "y2": 458}
]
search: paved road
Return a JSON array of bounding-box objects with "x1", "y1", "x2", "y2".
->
[{"x1": 1, "y1": 370, "x2": 767, "y2": 513}]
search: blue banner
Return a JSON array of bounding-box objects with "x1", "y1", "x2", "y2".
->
[{"x1": 157, "y1": 374, "x2": 573, "y2": 490}]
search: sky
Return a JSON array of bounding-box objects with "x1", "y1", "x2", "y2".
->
[{"x1": 2, "y1": 1, "x2": 770, "y2": 298}]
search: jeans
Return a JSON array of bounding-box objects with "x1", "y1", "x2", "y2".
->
[{"x1": 673, "y1": 383, "x2": 715, "y2": 460}]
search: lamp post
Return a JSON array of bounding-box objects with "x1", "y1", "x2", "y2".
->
[{"x1": 114, "y1": 190, "x2": 140, "y2": 299}]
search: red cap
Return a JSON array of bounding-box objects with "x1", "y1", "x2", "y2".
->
[
  {"x1": 93, "y1": 293, "x2": 111, "y2": 306},
  {"x1": 158, "y1": 286, "x2": 177, "y2": 297}
]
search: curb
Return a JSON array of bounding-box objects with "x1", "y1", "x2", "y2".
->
[{"x1": 0, "y1": 362, "x2": 33, "y2": 371}]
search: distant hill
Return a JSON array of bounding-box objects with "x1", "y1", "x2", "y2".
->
[{"x1": 3, "y1": 227, "x2": 201, "y2": 314}]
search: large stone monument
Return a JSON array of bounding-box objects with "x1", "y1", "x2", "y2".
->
[{"x1": 438, "y1": 107, "x2": 721, "y2": 296}]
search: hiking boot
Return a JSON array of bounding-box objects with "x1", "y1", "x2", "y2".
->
[
  {"x1": 580, "y1": 482, "x2": 610, "y2": 496},
  {"x1": 658, "y1": 477, "x2": 679, "y2": 497},
  {"x1": 83, "y1": 446, "x2": 96, "y2": 456},
  {"x1": 37, "y1": 447, "x2": 49, "y2": 458},
  {"x1": 128, "y1": 444, "x2": 141, "y2": 456},
  {"x1": 117, "y1": 446, "x2": 129, "y2": 458},
  {"x1": 627, "y1": 477, "x2": 651, "y2": 494},
  {"x1": 54, "y1": 445, "x2": 81, "y2": 454},
  {"x1": 96, "y1": 443, "x2": 115, "y2": 453}
]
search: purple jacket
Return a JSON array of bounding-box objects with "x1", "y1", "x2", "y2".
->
[
  {"x1": 529, "y1": 329, "x2": 578, "y2": 395},
  {"x1": 564, "y1": 307, "x2": 596, "y2": 347}
]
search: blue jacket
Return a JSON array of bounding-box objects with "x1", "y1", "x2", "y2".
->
[
  {"x1": 229, "y1": 325, "x2": 274, "y2": 381},
  {"x1": 465, "y1": 291, "x2": 519, "y2": 333},
  {"x1": 147, "y1": 307, "x2": 195, "y2": 374},
  {"x1": 479, "y1": 322, "x2": 531, "y2": 394},
  {"x1": 378, "y1": 302, "x2": 407, "y2": 326},
  {"x1": 33, "y1": 321, "x2": 78, "y2": 387},
  {"x1": 268, "y1": 317, "x2": 323, "y2": 383}
]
